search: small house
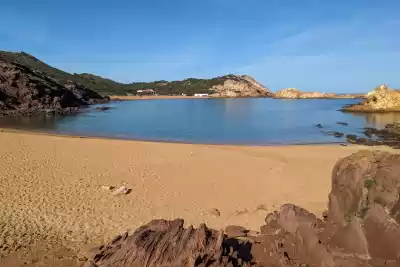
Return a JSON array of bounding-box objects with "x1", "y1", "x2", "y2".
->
[{"x1": 194, "y1": 93, "x2": 209, "y2": 97}]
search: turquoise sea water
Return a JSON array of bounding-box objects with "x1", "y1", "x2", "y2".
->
[{"x1": 1, "y1": 98, "x2": 400, "y2": 145}]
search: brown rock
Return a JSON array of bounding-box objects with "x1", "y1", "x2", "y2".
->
[
  {"x1": 341, "y1": 84, "x2": 400, "y2": 112},
  {"x1": 209, "y1": 208, "x2": 221, "y2": 217},
  {"x1": 84, "y1": 219, "x2": 252, "y2": 267},
  {"x1": 224, "y1": 225, "x2": 247, "y2": 238},
  {"x1": 209, "y1": 75, "x2": 271, "y2": 97},
  {"x1": 0, "y1": 59, "x2": 108, "y2": 116},
  {"x1": 274, "y1": 88, "x2": 337, "y2": 99}
]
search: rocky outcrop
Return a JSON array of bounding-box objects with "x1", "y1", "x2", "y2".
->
[
  {"x1": 83, "y1": 219, "x2": 252, "y2": 267},
  {"x1": 209, "y1": 75, "x2": 271, "y2": 97},
  {"x1": 0, "y1": 59, "x2": 108, "y2": 116},
  {"x1": 345, "y1": 122, "x2": 400, "y2": 148},
  {"x1": 83, "y1": 151, "x2": 400, "y2": 267},
  {"x1": 274, "y1": 88, "x2": 364, "y2": 99},
  {"x1": 341, "y1": 84, "x2": 400, "y2": 112},
  {"x1": 274, "y1": 88, "x2": 337, "y2": 99}
]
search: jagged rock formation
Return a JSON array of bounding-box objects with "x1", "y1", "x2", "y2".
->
[
  {"x1": 341, "y1": 84, "x2": 400, "y2": 112},
  {"x1": 83, "y1": 150, "x2": 400, "y2": 267},
  {"x1": 0, "y1": 59, "x2": 108, "y2": 116},
  {"x1": 83, "y1": 219, "x2": 252, "y2": 267},
  {"x1": 209, "y1": 75, "x2": 271, "y2": 97},
  {"x1": 274, "y1": 88, "x2": 337, "y2": 99}
]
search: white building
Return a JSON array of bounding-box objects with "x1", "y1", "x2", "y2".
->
[{"x1": 194, "y1": 93, "x2": 209, "y2": 97}]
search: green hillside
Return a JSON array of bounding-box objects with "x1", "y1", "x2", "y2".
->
[{"x1": 0, "y1": 51, "x2": 227, "y2": 96}]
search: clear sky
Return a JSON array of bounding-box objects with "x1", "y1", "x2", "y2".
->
[{"x1": 1, "y1": 0, "x2": 399, "y2": 92}]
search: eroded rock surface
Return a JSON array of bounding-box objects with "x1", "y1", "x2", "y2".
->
[
  {"x1": 0, "y1": 59, "x2": 108, "y2": 116},
  {"x1": 274, "y1": 88, "x2": 337, "y2": 99},
  {"x1": 84, "y1": 151, "x2": 400, "y2": 267},
  {"x1": 209, "y1": 75, "x2": 271, "y2": 97},
  {"x1": 341, "y1": 84, "x2": 400, "y2": 112}
]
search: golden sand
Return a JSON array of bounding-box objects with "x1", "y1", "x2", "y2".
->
[{"x1": 0, "y1": 130, "x2": 392, "y2": 265}]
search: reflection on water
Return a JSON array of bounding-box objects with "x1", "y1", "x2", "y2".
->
[
  {"x1": 0, "y1": 114, "x2": 64, "y2": 131},
  {"x1": 0, "y1": 99, "x2": 400, "y2": 145},
  {"x1": 350, "y1": 113, "x2": 400, "y2": 128}
]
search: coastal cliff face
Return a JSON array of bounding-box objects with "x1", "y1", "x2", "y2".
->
[
  {"x1": 342, "y1": 84, "x2": 400, "y2": 112},
  {"x1": 0, "y1": 59, "x2": 108, "y2": 116},
  {"x1": 84, "y1": 150, "x2": 400, "y2": 267},
  {"x1": 209, "y1": 75, "x2": 271, "y2": 97},
  {"x1": 274, "y1": 88, "x2": 336, "y2": 99},
  {"x1": 366, "y1": 84, "x2": 400, "y2": 109}
]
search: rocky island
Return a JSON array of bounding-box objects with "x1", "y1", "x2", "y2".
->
[
  {"x1": 208, "y1": 75, "x2": 271, "y2": 97},
  {"x1": 341, "y1": 84, "x2": 400, "y2": 112},
  {"x1": 273, "y1": 88, "x2": 364, "y2": 99}
]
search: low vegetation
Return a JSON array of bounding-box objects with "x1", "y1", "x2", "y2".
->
[{"x1": 0, "y1": 51, "x2": 231, "y2": 96}]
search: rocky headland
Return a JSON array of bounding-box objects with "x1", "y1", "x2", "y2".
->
[
  {"x1": 273, "y1": 88, "x2": 363, "y2": 99},
  {"x1": 209, "y1": 75, "x2": 271, "y2": 97},
  {"x1": 83, "y1": 150, "x2": 400, "y2": 267},
  {"x1": 341, "y1": 84, "x2": 400, "y2": 112},
  {"x1": 0, "y1": 59, "x2": 109, "y2": 116}
]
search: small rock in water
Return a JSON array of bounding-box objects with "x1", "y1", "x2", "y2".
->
[
  {"x1": 333, "y1": 132, "x2": 344, "y2": 138},
  {"x1": 323, "y1": 131, "x2": 344, "y2": 138},
  {"x1": 95, "y1": 106, "x2": 113, "y2": 111},
  {"x1": 337, "y1": 121, "x2": 348, "y2": 126},
  {"x1": 315, "y1": 124, "x2": 323, "y2": 128},
  {"x1": 209, "y1": 208, "x2": 221, "y2": 217},
  {"x1": 346, "y1": 134, "x2": 358, "y2": 144}
]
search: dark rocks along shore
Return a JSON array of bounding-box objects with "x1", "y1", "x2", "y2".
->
[{"x1": 0, "y1": 59, "x2": 108, "y2": 116}]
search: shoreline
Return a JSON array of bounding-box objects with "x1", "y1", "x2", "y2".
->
[
  {"x1": 109, "y1": 95, "x2": 364, "y2": 101},
  {"x1": 0, "y1": 126, "x2": 348, "y2": 147}
]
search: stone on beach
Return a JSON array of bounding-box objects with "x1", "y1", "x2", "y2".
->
[
  {"x1": 101, "y1": 185, "x2": 114, "y2": 191},
  {"x1": 112, "y1": 186, "x2": 130, "y2": 196},
  {"x1": 209, "y1": 208, "x2": 221, "y2": 217}
]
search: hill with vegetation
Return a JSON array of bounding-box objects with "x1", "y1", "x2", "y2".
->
[{"x1": 0, "y1": 51, "x2": 269, "y2": 96}]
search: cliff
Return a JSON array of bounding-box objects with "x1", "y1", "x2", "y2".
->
[
  {"x1": 209, "y1": 75, "x2": 271, "y2": 97},
  {"x1": 341, "y1": 84, "x2": 400, "y2": 112},
  {"x1": 83, "y1": 151, "x2": 400, "y2": 267},
  {"x1": 0, "y1": 59, "x2": 108, "y2": 116}
]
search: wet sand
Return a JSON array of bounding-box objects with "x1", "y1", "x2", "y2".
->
[{"x1": 0, "y1": 130, "x2": 392, "y2": 266}]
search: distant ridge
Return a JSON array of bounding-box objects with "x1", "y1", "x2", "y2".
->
[{"x1": 0, "y1": 51, "x2": 270, "y2": 97}]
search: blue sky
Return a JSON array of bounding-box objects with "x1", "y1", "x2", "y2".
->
[{"x1": 1, "y1": 0, "x2": 399, "y2": 92}]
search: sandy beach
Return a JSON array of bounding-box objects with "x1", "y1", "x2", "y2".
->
[{"x1": 0, "y1": 130, "x2": 393, "y2": 266}]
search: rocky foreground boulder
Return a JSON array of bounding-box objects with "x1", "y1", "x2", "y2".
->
[
  {"x1": 0, "y1": 59, "x2": 108, "y2": 116},
  {"x1": 83, "y1": 150, "x2": 400, "y2": 267}
]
